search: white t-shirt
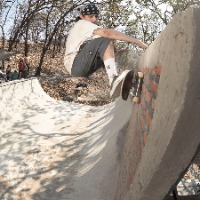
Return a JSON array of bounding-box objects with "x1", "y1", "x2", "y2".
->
[{"x1": 64, "y1": 20, "x2": 101, "y2": 74}]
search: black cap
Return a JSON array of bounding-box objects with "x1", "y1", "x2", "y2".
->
[{"x1": 79, "y1": 3, "x2": 99, "y2": 16}]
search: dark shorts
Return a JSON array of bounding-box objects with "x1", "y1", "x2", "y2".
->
[{"x1": 71, "y1": 37, "x2": 111, "y2": 77}]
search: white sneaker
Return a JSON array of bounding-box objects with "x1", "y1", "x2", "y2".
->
[{"x1": 110, "y1": 70, "x2": 131, "y2": 97}]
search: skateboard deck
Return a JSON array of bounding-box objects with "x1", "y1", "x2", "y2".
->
[
  {"x1": 131, "y1": 71, "x2": 144, "y2": 103},
  {"x1": 110, "y1": 70, "x2": 144, "y2": 103}
]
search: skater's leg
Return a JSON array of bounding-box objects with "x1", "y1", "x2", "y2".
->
[
  {"x1": 103, "y1": 42, "x2": 118, "y2": 86},
  {"x1": 71, "y1": 38, "x2": 118, "y2": 86},
  {"x1": 103, "y1": 41, "x2": 115, "y2": 60}
]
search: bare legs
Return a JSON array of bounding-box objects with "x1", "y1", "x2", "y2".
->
[
  {"x1": 103, "y1": 41, "x2": 115, "y2": 60},
  {"x1": 103, "y1": 41, "x2": 118, "y2": 85}
]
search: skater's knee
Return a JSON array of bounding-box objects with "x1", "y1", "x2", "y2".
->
[
  {"x1": 103, "y1": 41, "x2": 115, "y2": 60},
  {"x1": 107, "y1": 41, "x2": 114, "y2": 49}
]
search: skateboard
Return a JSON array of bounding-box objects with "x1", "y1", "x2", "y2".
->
[
  {"x1": 110, "y1": 70, "x2": 144, "y2": 103},
  {"x1": 130, "y1": 71, "x2": 144, "y2": 103}
]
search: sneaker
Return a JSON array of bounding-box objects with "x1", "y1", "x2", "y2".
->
[
  {"x1": 110, "y1": 75, "x2": 118, "y2": 89},
  {"x1": 110, "y1": 70, "x2": 131, "y2": 97}
]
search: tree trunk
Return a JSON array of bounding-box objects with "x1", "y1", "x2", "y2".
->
[
  {"x1": 24, "y1": 19, "x2": 31, "y2": 57},
  {"x1": 35, "y1": 46, "x2": 47, "y2": 76},
  {"x1": 0, "y1": 25, "x2": 6, "y2": 70}
]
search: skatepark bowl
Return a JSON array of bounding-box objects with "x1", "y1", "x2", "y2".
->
[
  {"x1": 1, "y1": 6, "x2": 200, "y2": 200},
  {"x1": 0, "y1": 78, "x2": 134, "y2": 200}
]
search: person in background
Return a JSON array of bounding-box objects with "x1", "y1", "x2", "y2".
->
[
  {"x1": 0, "y1": 67, "x2": 4, "y2": 82},
  {"x1": 0, "y1": 67, "x2": 3, "y2": 77},
  {"x1": 11, "y1": 70, "x2": 19, "y2": 80},
  {"x1": 5, "y1": 65, "x2": 12, "y2": 81},
  {"x1": 24, "y1": 56, "x2": 30, "y2": 77},
  {"x1": 18, "y1": 58, "x2": 26, "y2": 78}
]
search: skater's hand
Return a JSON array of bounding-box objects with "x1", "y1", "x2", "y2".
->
[
  {"x1": 139, "y1": 41, "x2": 148, "y2": 49},
  {"x1": 142, "y1": 43, "x2": 149, "y2": 49}
]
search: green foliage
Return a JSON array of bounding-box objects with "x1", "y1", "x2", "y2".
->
[{"x1": 168, "y1": 0, "x2": 200, "y2": 13}]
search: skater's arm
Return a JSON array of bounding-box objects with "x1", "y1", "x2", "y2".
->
[{"x1": 93, "y1": 28, "x2": 148, "y2": 49}]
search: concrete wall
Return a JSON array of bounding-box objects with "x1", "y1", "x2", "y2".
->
[{"x1": 115, "y1": 7, "x2": 200, "y2": 200}]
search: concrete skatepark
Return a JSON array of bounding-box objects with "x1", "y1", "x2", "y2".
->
[{"x1": 0, "y1": 7, "x2": 200, "y2": 200}]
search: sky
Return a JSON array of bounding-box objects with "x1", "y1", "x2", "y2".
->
[{"x1": 0, "y1": 0, "x2": 23, "y2": 38}]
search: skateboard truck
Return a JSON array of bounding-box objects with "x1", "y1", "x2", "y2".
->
[
  {"x1": 130, "y1": 72, "x2": 144, "y2": 103},
  {"x1": 110, "y1": 69, "x2": 144, "y2": 102}
]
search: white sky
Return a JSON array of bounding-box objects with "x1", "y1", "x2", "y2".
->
[{"x1": 1, "y1": 0, "x2": 23, "y2": 38}]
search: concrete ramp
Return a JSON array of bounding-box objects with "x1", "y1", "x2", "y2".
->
[
  {"x1": 115, "y1": 7, "x2": 200, "y2": 200},
  {"x1": 0, "y1": 78, "x2": 132, "y2": 200}
]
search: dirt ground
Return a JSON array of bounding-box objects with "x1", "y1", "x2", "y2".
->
[{"x1": 2, "y1": 42, "x2": 132, "y2": 107}]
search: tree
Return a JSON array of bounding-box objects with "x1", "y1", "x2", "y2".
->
[
  {"x1": 134, "y1": 0, "x2": 200, "y2": 41},
  {"x1": 8, "y1": 0, "x2": 50, "y2": 51},
  {"x1": 35, "y1": 0, "x2": 80, "y2": 76},
  {"x1": 1, "y1": 0, "x2": 199, "y2": 73}
]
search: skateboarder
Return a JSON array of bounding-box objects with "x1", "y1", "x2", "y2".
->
[{"x1": 64, "y1": 2, "x2": 148, "y2": 96}]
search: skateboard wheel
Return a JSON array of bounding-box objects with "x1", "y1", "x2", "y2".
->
[
  {"x1": 137, "y1": 72, "x2": 144, "y2": 78},
  {"x1": 133, "y1": 96, "x2": 139, "y2": 103}
]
